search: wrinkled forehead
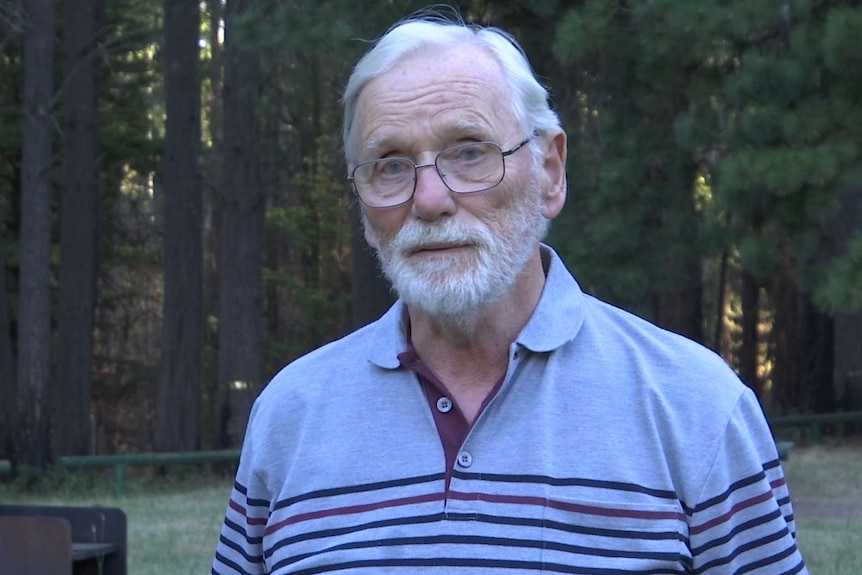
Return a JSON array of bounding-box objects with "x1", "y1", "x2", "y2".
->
[{"x1": 352, "y1": 45, "x2": 519, "y2": 158}]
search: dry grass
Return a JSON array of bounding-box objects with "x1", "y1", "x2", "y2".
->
[
  {"x1": 783, "y1": 445, "x2": 862, "y2": 575},
  {"x1": 1, "y1": 471, "x2": 232, "y2": 575}
]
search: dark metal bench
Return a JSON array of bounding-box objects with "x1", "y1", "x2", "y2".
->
[{"x1": 0, "y1": 504, "x2": 126, "y2": 574}]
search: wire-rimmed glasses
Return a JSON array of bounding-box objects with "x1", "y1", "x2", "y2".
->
[{"x1": 348, "y1": 138, "x2": 531, "y2": 208}]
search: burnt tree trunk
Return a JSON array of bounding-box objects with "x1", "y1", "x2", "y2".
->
[
  {"x1": 17, "y1": 0, "x2": 55, "y2": 467},
  {"x1": 156, "y1": 0, "x2": 203, "y2": 452},
  {"x1": 217, "y1": 0, "x2": 264, "y2": 448},
  {"x1": 54, "y1": 0, "x2": 102, "y2": 457},
  {"x1": 0, "y1": 211, "x2": 16, "y2": 462},
  {"x1": 739, "y1": 270, "x2": 760, "y2": 396},
  {"x1": 350, "y1": 202, "x2": 394, "y2": 329}
]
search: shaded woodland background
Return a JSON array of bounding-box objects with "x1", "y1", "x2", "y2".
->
[{"x1": 1, "y1": 0, "x2": 861, "y2": 469}]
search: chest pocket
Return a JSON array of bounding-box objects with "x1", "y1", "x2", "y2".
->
[{"x1": 541, "y1": 497, "x2": 691, "y2": 573}]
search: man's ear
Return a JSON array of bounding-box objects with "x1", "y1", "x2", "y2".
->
[
  {"x1": 363, "y1": 215, "x2": 379, "y2": 249},
  {"x1": 540, "y1": 130, "x2": 567, "y2": 220}
]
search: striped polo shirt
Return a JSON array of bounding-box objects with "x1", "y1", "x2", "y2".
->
[{"x1": 213, "y1": 245, "x2": 807, "y2": 574}]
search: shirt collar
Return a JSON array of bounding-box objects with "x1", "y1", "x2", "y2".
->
[
  {"x1": 364, "y1": 243, "x2": 585, "y2": 368},
  {"x1": 515, "y1": 244, "x2": 586, "y2": 353}
]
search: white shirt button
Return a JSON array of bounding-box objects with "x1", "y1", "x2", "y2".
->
[
  {"x1": 457, "y1": 451, "x2": 473, "y2": 468},
  {"x1": 436, "y1": 397, "x2": 453, "y2": 413}
]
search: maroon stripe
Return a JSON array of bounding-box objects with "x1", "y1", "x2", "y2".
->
[
  {"x1": 230, "y1": 499, "x2": 267, "y2": 525},
  {"x1": 690, "y1": 490, "x2": 774, "y2": 535},
  {"x1": 264, "y1": 492, "x2": 446, "y2": 536},
  {"x1": 770, "y1": 476, "x2": 787, "y2": 490},
  {"x1": 448, "y1": 491, "x2": 685, "y2": 521}
]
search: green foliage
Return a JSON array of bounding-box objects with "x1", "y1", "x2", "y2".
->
[
  {"x1": 814, "y1": 233, "x2": 862, "y2": 312},
  {"x1": 554, "y1": 0, "x2": 616, "y2": 61},
  {"x1": 709, "y1": 0, "x2": 862, "y2": 312},
  {"x1": 552, "y1": 0, "x2": 708, "y2": 323},
  {"x1": 823, "y1": 7, "x2": 862, "y2": 79},
  {"x1": 550, "y1": 0, "x2": 862, "y2": 363},
  {"x1": 101, "y1": 0, "x2": 164, "y2": 176}
]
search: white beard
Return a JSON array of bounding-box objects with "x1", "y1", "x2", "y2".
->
[{"x1": 367, "y1": 179, "x2": 549, "y2": 325}]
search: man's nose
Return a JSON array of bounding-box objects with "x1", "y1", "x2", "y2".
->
[{"x1": 411, "y1": 162, "x2": 456, "y2": 219}]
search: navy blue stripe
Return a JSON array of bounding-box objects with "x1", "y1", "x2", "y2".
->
[
  {"x1": 224, "y1": 517, "x2": 263, "y2": 546},
  {"x1": 694, "y1": 527, "x2": 791, "y2": 574},
  {"x1": 286, "y1": 557, "x2": 683, "y2": 575},
  {"x1": 213, "y1": 551, "x2": 257, "y2": 575},
  {"x1": 690, "y1": 508, "x2": 781, "y2": 555},
  {"x1": 272, "y1": 534, "x2": 685, "y2": 572},
  {"x1": 454, "y1": 470, "x2": 678, "y2": 500},
  {"x1": 219, "y1": 534, "x2": 264, "y2": 564},
  {"x1": 271, "y1": 473, "x2": 444, "y2": 511},
  {"x1": 232, "y1": 482, "x2": 270, "y2": 508},
  {"x1": 264, "y1": 508, "x2": 686, "y2": 560},
  {"x1": 688, "y1": 469, "x2": 767, "y2": 514},
  {"x1": 734, "y1": 542, "x2": 800, "y2": 575},
  {"x1": 480, "y1": 512, "x2": 685, "y2": 542},
  {"x1": 264, "y1": 513, "x2": 445, "y2": 558}
]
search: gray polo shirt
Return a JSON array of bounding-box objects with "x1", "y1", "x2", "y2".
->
[{"x1": 213, "y1": 245, "x2": 806, "y2": 574}]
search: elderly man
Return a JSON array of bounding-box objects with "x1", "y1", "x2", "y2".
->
[{"x1": 212, "y1": 15, "x2": 807, "y2": 575}]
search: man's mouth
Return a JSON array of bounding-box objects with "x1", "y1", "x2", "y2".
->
[{"x1": 409, "y1": 242, "x2": 472, "y2": 255}]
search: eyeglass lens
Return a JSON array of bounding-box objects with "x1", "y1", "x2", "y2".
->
[{"x1": 353, "y1": 142, "x2": 505, "y2": 207}]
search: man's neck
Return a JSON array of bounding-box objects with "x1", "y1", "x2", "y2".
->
[{"x1": 406, "y1": 251, "x2": 547, "y2": 416}]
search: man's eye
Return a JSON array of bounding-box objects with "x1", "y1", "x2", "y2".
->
[
  {"x1": 447, "y1": 144, "x2": 491, "y2": 164},
  {"x1": 377, "y1": 160, "x2": 408, "y2": 175}
]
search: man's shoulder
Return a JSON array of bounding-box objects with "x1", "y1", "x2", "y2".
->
[
  {"x1": 275, "y1": 321, "x2": 381, "y2": 379},
  {"x1": 578, "y1": 293, "x2": 746, "y2": 398},
  {"x1": 257, "y1": 311, "x2": 402, "y2": 405}
]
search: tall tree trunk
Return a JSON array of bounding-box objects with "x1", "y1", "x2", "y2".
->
[
  {"x1": 54, "y1": 0, "x2": 102, "y2": 457},
  {"x1": 350, "y1": 202, "x2": 394, "y2": 329},
  {"x1": 834, "y1": 312, "x2": 862, "y2": 411},
  {"x1": 739, "y1": 269, "x2": 760, "y2": 396},
  {"x1": 799, "y1": 296, "x2": 834, "y2": 414},
  {"x1": 0, "y1": 214, "x2": 16, "y2": 462},
  {"x1": 17, "y1": 0, "x2": 55, "y2": 467},
  {"x1": 653, "y1": 151, "x2": 704, "y2": 344},
  {"x1": 655, "y1": 259, "x2": 703, "y2": 344},
  {"x1": 217, "y1": 0, "x2": 264, "y2": 448},
  {"x1": 201, "y1": 0, "x2": 224, "y2": 449},
  {"x1": 825, "y1": 187, "x2": 862, "y2": 411},
  {"x1": 157, "y1": 0, "x2": 202, "y2": 452},
  {"x1": 828, "y1": 187, "x2": 862, "y2": 411},
  {"x1": 770, "y1": 276, "x2": 799, "y2": 411}
]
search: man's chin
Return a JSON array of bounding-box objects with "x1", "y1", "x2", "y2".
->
[{"x1": 403, "y1": 247, "x2": 478, "y2": 275}]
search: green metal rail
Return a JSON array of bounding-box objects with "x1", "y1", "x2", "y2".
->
[
  {"x1": 0, "y1": 450, "x2": 240, "y2": 495},
  {"x1": 57, "y1": 449, "x2": 240, "y2": 495},
  {"x1": 769, "y1": 409, "x2": 862, "y2": 443}
]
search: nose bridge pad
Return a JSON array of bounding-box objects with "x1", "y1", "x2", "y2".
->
[{"x1": 414, "y1": 162, "x2": 448, "y2": 192}]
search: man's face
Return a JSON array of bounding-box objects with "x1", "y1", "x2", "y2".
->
[{"x1": 352, "y1": 45, "x2": 555, "y2": 319}]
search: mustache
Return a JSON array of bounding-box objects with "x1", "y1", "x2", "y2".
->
[{"x1": 389, "y1": 218, "x2": 492, "y2": 253}]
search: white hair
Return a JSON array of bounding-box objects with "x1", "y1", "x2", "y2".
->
[{"x1": 341, "y1": 16, "x2": 561, "y2": 167}]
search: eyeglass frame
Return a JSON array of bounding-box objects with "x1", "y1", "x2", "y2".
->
[{"x1": 347, "y1": 137, "x2": 532, "y2": 208}]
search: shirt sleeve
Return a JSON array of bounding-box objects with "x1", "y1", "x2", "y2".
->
[
  {"x1": 688, "y1": 388, "x2": 808, "y2": 574},
  {"x1": 212, "y1": 404, "x2": 270, "y2": 575}
]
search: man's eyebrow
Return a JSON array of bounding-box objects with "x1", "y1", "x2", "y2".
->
[
  {"x1": 452, "y1": 118, "x2": 488, "y2": 136},
  {"x1": 360, "y1": 119, "x2": 492, "y2": 158},
  {"x1": 361, "y1": 135, "x2": 392, "y2": 158}
]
